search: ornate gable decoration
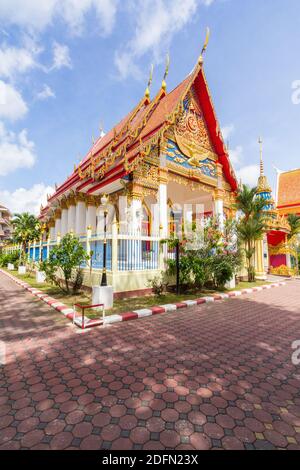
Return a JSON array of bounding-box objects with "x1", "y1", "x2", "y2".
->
[{"x1": 164, "y1": 91, "x2": 217, "y2": 179}]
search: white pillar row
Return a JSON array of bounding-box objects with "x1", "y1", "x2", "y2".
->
[
  {"x1": 86, "y1": 204, "x2": 97, "y2": 233},
  {"x1": 67, "y1": 204, "x2": 76, "y2": 233},
  {"x1": 61, "y1": 208, "x2": 68, "y2": 236},
  {"x1": 75, "y1": 201, "x2": 86, "y2": 236}
]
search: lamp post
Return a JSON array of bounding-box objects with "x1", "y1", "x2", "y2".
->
[
  {"x1": 175, "y1": 239, "x2": 180, "y2": 295},
  {"x1": 100, "y1": 194, "x2": 108, "y2": 287}
]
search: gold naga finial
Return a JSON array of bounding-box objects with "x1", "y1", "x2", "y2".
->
[
  {"x1": 145, "y1": 64, "x2": 154, "y2": 99},
  {"x1": 258, "y1": 136, "x2": 264, "y2": 176},
  {"x1": 162, "y1": 53, "x2": 170, "y2": 92},
  {"x1": 199, "y1": 27, "x2": 210, "y2": 64}
]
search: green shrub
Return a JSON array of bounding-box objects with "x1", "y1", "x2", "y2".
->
[
  {"x1": 211, "y1": 256, "x2": 234, "y2": 289},
  {"x1": 41, "y1": 234, "x2": 88, "y2": 294},
  {"x1": 147, "y1": 272, "x2": 169, "y2": 296},
  {"x1": 0, "y1": 252, "x2": 20, "y2": 268}
]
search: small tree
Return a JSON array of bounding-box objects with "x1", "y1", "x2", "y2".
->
[
  {"x1": 235, "y1": 185, "x2": 267, "y2": 282},
  {"x1": 287, "y1": 214, "x2": 300, "y2": 274},
  {"x1": 41, "y1": 234, "x2": 88, "y2": 294}
]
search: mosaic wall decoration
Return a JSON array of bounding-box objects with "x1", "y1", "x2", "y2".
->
[{"x1": 165, "y1": 138, "x2": 217, "y2": 179}]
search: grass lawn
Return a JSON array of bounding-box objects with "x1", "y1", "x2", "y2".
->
[{"x1": 3, "y1": 268, "x2": 272, "y2": 320}]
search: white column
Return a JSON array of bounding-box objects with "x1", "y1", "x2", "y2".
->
[
  {"x1": 86, "y1": 205, "x2": 97, "y2": 233},
  {"x1": 67, "y1": 204, "x2": 76, "y2": 233},
  {"x1": 55, "y1": 218, "x2": 61, "y2": 239},
  {"x1": 61, "y1": 208, "x2": 68, "y2": 236},
  {"x1": 50, "y1": 226, "x2": 55, "y2": 241},
  {"x1": 214, "y1": 198, "x2": 224, "y2": 232},
  {"x1": 159, "y1": 183, "x2": 168, "y2": 238},
  {"x1": 111, "y1": 215, "x2": 118, "y2": 273},
  {"x1": 75, "y1": 201, "x2": 86, "y2": 236},
  {"x1": 130, "y1": 199, "x2": 142, "y2": 235},
  {"x1": 151, "y1": 203, "x2": 160, "y2": 237}
]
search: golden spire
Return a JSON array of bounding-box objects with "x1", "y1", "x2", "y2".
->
[
  {"x1": 257, "y1": 136, "x2": 272, "y2": 194},
  {"x1": 258, "y1": 136, "x2": 264, "y2": 176},
  {"x1": 162, "y1": 53, "x2": 170, "y2": 92},
  {"x1": 199, "y1": 27, "x2": 210, "y2": 64},
  {"x1": 145, "y1": 64, "x2": 154, "y2": 99}
]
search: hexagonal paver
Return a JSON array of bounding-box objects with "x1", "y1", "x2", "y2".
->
[{"x1": 0, "y1": 271, "x2": 300, "y2": 450}]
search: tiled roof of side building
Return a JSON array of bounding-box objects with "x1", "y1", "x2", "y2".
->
[{"x1": 277, "y1": 169, "x2": 300, "y2": 207}]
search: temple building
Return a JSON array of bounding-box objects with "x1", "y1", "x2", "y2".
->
[
  {"x1": 37, "y1": 39, "x2": 239, "y2": 296},
  {"x1": 255, "y1": 146, "x2": 297, "y2": 277},
  {"x1": 0, "y1": 204, "x2": 12, "y2": 248},
  {"x1": 276, "y1": 169, "x2": 300, "y2": 216}
]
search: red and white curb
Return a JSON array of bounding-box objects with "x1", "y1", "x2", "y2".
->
[{"x1": 0, "y1": 269, "x2": 287, "y2": 329}]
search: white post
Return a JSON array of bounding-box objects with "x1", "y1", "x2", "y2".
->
[{"x1": 75, "y1": 201, "x2": 86, "y2": 236}]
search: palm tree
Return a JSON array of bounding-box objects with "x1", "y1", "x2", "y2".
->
[
  {"x1": 12, "y1": 213, "x2": 41, "y2": 256},
  {"x1": 235, "y1": 185, "x2": 267, "y2": 282},
  {"x1": 287, "y1": 214, "x2": 300, "y2": 274},
  {"x1": 287, "y1": 214, "x2": 300, "y2": 240}
]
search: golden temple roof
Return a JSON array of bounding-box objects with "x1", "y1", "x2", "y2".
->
[{"x1": 277, "y1": 168, "x2": 300, "y2": 209}]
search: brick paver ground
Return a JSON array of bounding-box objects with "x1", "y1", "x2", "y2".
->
[{"x1": 0, "y1": 272, "x2": 300, "y2": 450}]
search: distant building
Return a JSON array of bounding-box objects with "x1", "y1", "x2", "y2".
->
[
  {"x1": 276, "y1": 169, "x2": 300, "y2": 216},
  {"x1": 0, "y1": 205, "x2": 12, "y2": 247}
]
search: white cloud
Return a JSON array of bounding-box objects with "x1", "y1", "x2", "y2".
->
[
  {"x1": 221, "y1": 124, "x2": 235, "y2": 141},
  {"x1": 36, "y1": 84, "x2": 55, "y2": 100},
  {"x1": 229, "y1": 145, "x2": 243, "y2": 166},
  {"x1": 0, "y1": 80, "x2": 28, "y2": 121},
  {"x1": 0, "y1": 183, "x2": 54, "y2": 215},
  {"x1": 0, "y1": 121, "x2": 36, "y2": 175},
  {"x1": 0, "y1": 43, "x2": 37, "y2": 80},
  {"x1": 50, "y1": 42, "x2": 72, "y2": 70},
  {"x1": 236, "y1": 165, "x2": 260, "y2": 187},
  {"x1": 0, "y1": 0, "x2": 118, "y2": 36},
  {"x1": 115, "y1": 0, "x2": 199, "y2": 79}
]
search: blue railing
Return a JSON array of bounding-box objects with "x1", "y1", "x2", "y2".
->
[
  {"x1": 118, "y1": 239, "x2": 159, "y2": 271},
  {"x1": 28, "y1": 235, "x2": 161, "y2": 272},
  {"x1": 90, "y1": 240, "x2": 112, "y2": 270}
]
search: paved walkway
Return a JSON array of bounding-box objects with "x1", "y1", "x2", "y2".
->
[{"x1": 0, "y1": 272, "x2": 299, "y2": 450}]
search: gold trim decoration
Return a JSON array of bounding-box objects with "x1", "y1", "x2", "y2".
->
[
  {"x1": 166, "y1": 161, "x2": 217, "y2": 188},
  {"x1": 265, "y1": 214, "x2": 291, "y2": 233},
  {"x1": 268, "y1": 241, "x2": 297, "y2": 258},
  {"x1": 167, "y1": 172, "x2": 215, "y2": 194},
  {"x1": 270, "y1": 265, "x2": 297, "y2": 277}
]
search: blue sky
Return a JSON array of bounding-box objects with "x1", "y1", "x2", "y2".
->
[{"x1": 0, "y1": 0, "x2": 300, "y2": 214}]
